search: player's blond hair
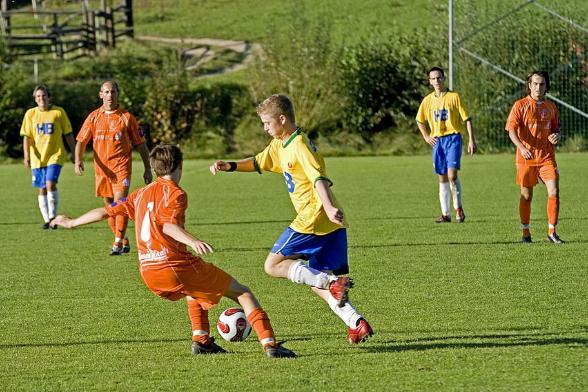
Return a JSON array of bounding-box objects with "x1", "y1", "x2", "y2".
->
[
  {"x1": 256, "y1": 94, "x2": 296, "y2": 123},
  {"x1": 150, "y1": 144, "x2": 183, "y2": 176}
]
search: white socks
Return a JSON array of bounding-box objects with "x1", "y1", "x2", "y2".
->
[
  {"x1": 47, "y1": 191, "x2": 58, "y2": 219},
  {"x1": 449, "y1": 177, "x2": 462, "y2": 210},
  {"x1": 327, "y1": 296, "x2": 362, "y2": 328},
  {"x1": 287, "y1": 261, "x2": 332, "y2": 289},
  {"x1": 439, "y1": 182, "x2": 451, "y2": 216},
  {"x1": 38, "y1": 195, "x2": 50, "y2": 223}
]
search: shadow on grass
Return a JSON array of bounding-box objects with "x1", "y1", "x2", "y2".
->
[{"x1": 361, "y1": 329, "x2": 588, "y2": 353}]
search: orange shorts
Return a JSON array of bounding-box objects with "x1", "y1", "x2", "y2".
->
[
  {"x1": 95, "y1": 167, "x2": 131, "y2": 198},
  {"x1": 140, "y1": 258, "x2": 232, "y2": 310},
  {"x1": 516, "y1": 162, "x2": 558, "y2": 187}
]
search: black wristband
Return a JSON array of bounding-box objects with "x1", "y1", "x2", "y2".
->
[{"x1": 227, "y1": 162, "x2": 237, "y2": 172}]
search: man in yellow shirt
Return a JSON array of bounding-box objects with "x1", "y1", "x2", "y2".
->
[
  {"x1": 210, "y1": 94, "x2": 373, "y2": 345},
  {"x1": 416, "y1": 67, "x2": 477, "y2": 223},
  {"x1": 20, "y1": 85, "x2": 75, "y2": 229}
]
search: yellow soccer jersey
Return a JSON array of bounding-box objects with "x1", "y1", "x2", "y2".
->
[
  {"x1": 254, "y1": 129, "x2": 345, "y2": 235},
  {"x1": 416, "y1": 91, "x2": 470, "y2": 137},
  {"x1": 20, "y1": 106, "x2": 72, "y2": 169}
]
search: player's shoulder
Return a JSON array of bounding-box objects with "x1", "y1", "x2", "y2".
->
[{"x1": 23, "y1": 107, "x2": 38, "y2": 116}]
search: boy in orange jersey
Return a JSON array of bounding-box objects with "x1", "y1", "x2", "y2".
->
[
  {"x1": 75, "y1": 80, "x2": 153, "y2": 255},
  {"x1": 52, "y1": 144, "x2": 296, "y2": 358},
  {"x1": 505, "y1": 70, "x2": 564, "y2": 244}
]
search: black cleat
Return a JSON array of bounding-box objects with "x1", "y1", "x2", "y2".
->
[
  {"x1": 547, "y1": 233, "x2": 565, "y2": 244},
  {"x1": 191, "y1": 337, "x2": 227, "y2": 355},
  {"x1": 265, "y1": 342, "x2": 296, "y2": 358},
  {"x1": 521, "y1": 236, "x2": 532, "y2": 243}
]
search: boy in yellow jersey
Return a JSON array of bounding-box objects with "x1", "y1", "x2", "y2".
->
[
  {"x1": 416, "y1": 67, "x2": 477, "y2": 223},
  {"x1": 20, "y1": 85, "x2": 75, "y2": 229},
  {"x1": 210, "y1": 94, "x2": 373, "y2": 344}
]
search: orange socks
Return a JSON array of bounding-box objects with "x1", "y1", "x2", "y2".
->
[
  {"x1": 115, "y1": 215, "x2": 128, "y2": 242},
  {"x1": 547, "y1": 196, "x2": 559, "y2": 234},
  {"x1": 107, "y1": 216, "x2": 117, "y2": 236},
  {"x1": 247, "y1": 308, "x2": 275, "y2": 347},
  {"x1": 519, "y1": 197, "x2": 531, "y2": 227},
  {"x1": 187, "y1": 298, "x2": 210, "y2": 343}
]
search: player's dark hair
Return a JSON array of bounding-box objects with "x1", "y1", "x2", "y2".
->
[
  {"x1": 32, "y1": 84, "x2": 50, "y2": 98},
  {"x1": 428, "y1": 67, "x2": 445, "y2": 78},
  {"x1": 256, "y1": 94, "x2": 296, "y2": 123},
  {"x1": 526, "y1": 70, "x2": 550, "y2": 94},
  {"x1": 150, "y1": 144, "x2": 183, "y2": 177}
]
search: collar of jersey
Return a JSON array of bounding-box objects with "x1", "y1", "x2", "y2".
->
[{"x1": 282, "y1": 128, "x2": 302, "y2": 148}]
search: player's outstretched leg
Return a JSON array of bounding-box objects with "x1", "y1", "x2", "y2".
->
[{"x1": 225, "y1": 279, "x2": 296, "y2": 358}]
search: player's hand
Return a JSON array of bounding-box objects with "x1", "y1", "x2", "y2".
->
[
  {"x1": 23, "y1": 156, "x2": 30, "y2": 168},
  {"x1": 548, "y1": 133, "x2": 560, "y2": 145},
  {"x1": 324, "y1": 205, "x2": 344, "y2": 226},
  {"x1": 424, "y1": 135, "x2": 437, "y2": 146},
  {"x1": 468, "y1": 141, "x2": 478, "y2": 155},
  {"x1": 190, "y1": 240, "x2": 214, "y2": 255},
  {"x1": 144, "y1": 169, "x2": 153, "y2": 184},
  {"x1": 74, "y1": 161, "x2": 84, "y2": 176},
  {"x1": 209, "y1": 160, "x2": 229, "y2": 175},
  {"x1": 518, "y1": 146, "x2": 532, "y2": 160},
  {"x1": 50, "y1": 215, "x2": 73, "y2": 229}
]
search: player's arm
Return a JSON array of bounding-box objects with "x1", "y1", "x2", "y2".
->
[
  {"x1": 417, "y1": 122, "x2": 436, "y2": 146},
  {"x1": 64, "y1": 133, "x2": 76, "y2": 163},
  {"x1": 507, "y1": 130, "x2": 532, "y2": 160},
  {"x1": 315, "y1": 179, "x2": 344, "y2": 226},
  {"x1": 209, "y1": 157, "x2": 256, "y2": 175},
  {"x1": 22, "y1": 136, "x2": 31, "y2": 168},
  {"x1": 134, "y1": 142, "x2": 153, "y2": 184},
  {"x1": 465, "y1": 119, "x2": 477, "y2": 155},
  {"x1": 74, "y1": 141, "x2": 87, "y2": 175},
  {"x1": 51, "y1": 207, "x2": 109, "y2": 229},
  {"x1": 162, "y1": 223, "x2": 214, "y2": 255}
]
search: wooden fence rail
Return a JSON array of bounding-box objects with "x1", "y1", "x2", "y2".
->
[{"x1": 0, "y1": 0, "x2": 133, "y2": 60}]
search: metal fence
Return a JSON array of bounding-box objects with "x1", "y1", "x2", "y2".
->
[{"x1": 450, "y1": 0, "x2": 588, "y2": 151}]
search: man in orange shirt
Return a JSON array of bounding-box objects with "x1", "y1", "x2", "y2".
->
[
  {"x1": 505, "y1": 70, "x2": 563, "y2": 244},
  {"x1": 52, "y1": 144, "x2": 295, "y2": 358},
  {"x1": 75, "y1": 80, "x2": 152, "y2": 255}
]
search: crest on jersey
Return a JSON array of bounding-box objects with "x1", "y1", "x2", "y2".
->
[
  {"x1": 114, "y1": 132, "x2": 122, "y2": 141},
  {"x1": 287, "y1": 162, "x2": 293, "y2": 169}
]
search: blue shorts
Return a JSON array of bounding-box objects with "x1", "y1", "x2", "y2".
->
[
  {"x1": 433, "y1": 133, "x2": 462, "y2": 175},
  {"x1": 271, "y1": 227, "x2": 349, "y2": 275},
  {"x1": 31, "y1": 164, "x2": 62, "y2": 188}
]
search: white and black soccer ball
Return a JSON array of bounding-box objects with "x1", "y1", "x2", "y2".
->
[{"x1": 216, "y1": 307, "x2": 252, "y2": 342}]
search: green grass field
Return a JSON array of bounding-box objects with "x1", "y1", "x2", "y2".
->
[{"x1": 0, "y1": 153, "x2": 586, "y2": 391}]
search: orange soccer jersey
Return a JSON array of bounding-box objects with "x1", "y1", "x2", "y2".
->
[
  {"x1": 105, "y1": 177, "x2": 232, "y2": 309},
  {"x1": 505, "y1": 96, "x2": 560, "y2": 166},
  {"x1": 77, "y1": 107, "x2": 145, "y2": 197}
]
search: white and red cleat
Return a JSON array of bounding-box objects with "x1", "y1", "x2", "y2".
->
[
  {"x1": 347, "y1": 319, "x2": 373, "y2": 344},
  {"x1": 329, "y1": 276, "x2": 353, "y2": 307}
]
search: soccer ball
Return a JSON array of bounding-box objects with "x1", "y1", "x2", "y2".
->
[{"x1": 216, "y1": 307, "x2": 252, "y2": 342}]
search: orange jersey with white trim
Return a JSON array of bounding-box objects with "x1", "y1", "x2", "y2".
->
[
  {"x1": 77, "y1": 107, "x2": 145, "y2": 177},
  {"x1": 105, "y1": 177, "x2": 201, "y2": 269},
  {"x1": 505, "y1": 96, "x2": 560, "y2": 166}
]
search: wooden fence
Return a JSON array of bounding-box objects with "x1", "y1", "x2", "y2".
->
[{"x1": 0, "y1": 0, "x2": 133, "y2": 60}]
